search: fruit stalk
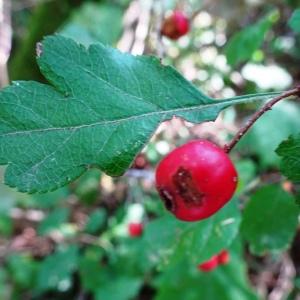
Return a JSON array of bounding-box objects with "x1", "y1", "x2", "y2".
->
[{"x1": 224, "y1": 86, "x2": 300, "y2": 153}]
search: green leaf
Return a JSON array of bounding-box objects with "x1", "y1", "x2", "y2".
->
[
  {"x1": 241, "y1": 185, "x2": 299, "y2": 255},
  {"x1": 288, "y1": 9, "x2": 300, "y2": 33},
  {"x1": 36, "y1": 245, "x2": 79, "y2": 292},
  {"x1": 0, "y1": 35, "x2": 280, "y2": 193},
  {"x1": 84, "y1": 208, "x2": 107, "y2": 234},
  {"x1": 7, "y1": 254, "x2": 38, "y2": 289},
  {"x1": 74, "y1": 169, "x2": 101, "y2": 204},
  {"x1": 238, "y1": 101, "x2": 300, "y2": 167},
  {"x1": 60, "y1": 2, "x2": 124, "y2": 46},
  {"x1": 29, "y1": 187, "x2": 69, "y2": 209},
  {"x1": 155, "y1": 241, "x2": 258, "y2": 300},
  {"x1": 37, "y1": 207, "x2": 70, "y2": 235},
  {"x1": 276, "y1": 133, "x2": 300, "y2": 182},
  {"x1": 143, "y1": 199, "x2": 241, "y2": 267},
  {"x1": 224, "y1": 10, "x2": 279, "y2": 66},
  {"x1": 0, "y1": 213, "x2": 12, "y2": 237},
  {"x1": 95, "y1": 277, "x2": 142, "y2": 300},
  {"x1": 115, "y1": 243, "x2": 155, "y2": 275},
  {"x1": 79, "y1": 247, "x2": 106, "y2": 292},
  {"x1": 235, "y1": 160, "x2": 257, "y2": 195}
]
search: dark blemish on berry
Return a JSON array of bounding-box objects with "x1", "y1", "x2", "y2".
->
[
  {"x1": 158, "y1": 187, "x2": 176, "y2": 212},
  {"x1": 172, "y1": 166, "x2": 204, "y2": 207}
]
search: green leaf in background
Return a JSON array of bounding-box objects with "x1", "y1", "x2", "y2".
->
[
  {"x1": 60, "y1": 2, "x2": 124, "y2": 46},
  {"x1": 79, "y1": 247, "x2": 106, "y2": 292},
  {"x1": 36, "y1": 245, "x2": 79, "y2": 292},
  {"x1": 37, "y1": 207, "x2": 70, "y2": 235},
  {"x1": 276, "y1": 133, "x2": 300, "y2": 182},
  {"x1": 0, "y1": 34, "x2": 279, "y2": 193},
  {"x1": 7, "y1": 254, "x2": 38, "y2": 289},
  {"x1": 238, "y1": 101, "x2": 300, "y2": 168},
  {"x1": 0, "y1": 269, "x2": 9, "y2": 300},
  {"x1": 29, "y1": 187, "x2": 69, "y2": 209},
  {"x1": 235, "y1": 160, "x2": 257, "y2": 194},
  {"x1": 74, "y1": 169, "x2": 101, "y2": 204},
  {"x1": 288, "y1": 9, "x2": 300, "y2": 33},
  {"x1": 111, "y1": 241, "x2": 155, "y2": 276},
  {"x1": 143, "y1": 198, "x2": 241, "y2": 267},
  {"x1": 224, "y1": 10, "x2": 279, "y2": 66},
  {"x1": 95, "y1": 277, "x2": 142, "y2": 300},
  {"x1": 0, "y1": 213, "x2": 12, "y2": 237},
  {"x1": 84, "y1": 208, "x2": 107, "y2": 234},
  {"x1": 155, "y1": 241, "x2": 258, "y2": 300},
  {"x1": 172, "y1": 199, "x2": 241, "y2": 265},
  {"x1": 241, "y1": 185, "x2": 299, "y2": 255}
]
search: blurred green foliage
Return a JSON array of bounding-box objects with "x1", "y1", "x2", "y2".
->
[{"x1": 241, "y1": 185, "x2": 299, "y2": 255}]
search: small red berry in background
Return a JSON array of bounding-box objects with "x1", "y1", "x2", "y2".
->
[
  {"x1": 218, "y1": 250, "x2": 230, "y2": 265},
  {"x1": 128, "y1": 223, "x2": 143, "y2": 237},
  {"x1": 155, "y1": 140, "x2": 238, "y2": 222},
  {"x1": 132, "y1": 153, "x2": 148, "y2": 169},
  {"x1": 198, "y1": 250, "x2": 230, "y2": 272},
  {"x1": 161, "y1": 11, "x2": 190, "y2": 40},
  {"x1": 197, "y1": 255, "x2": 218, "y2": 272}
]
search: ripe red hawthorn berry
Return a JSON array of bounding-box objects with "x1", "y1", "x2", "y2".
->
[
  {"x1": 155, "y1": 140, "x2": 238, "y2": 222},
  {"x1": 218, "y1": 250, "x2": 230, "y2": 265},
  {"x1": 198, "y1": 255, "x2": 219, "y2": 272},
  {"x1": 128, "y1": 223, "x2": 143, "y2": 237},
  {"x1": 161, "y1": 11, "x2": 190, "y2": 40}
]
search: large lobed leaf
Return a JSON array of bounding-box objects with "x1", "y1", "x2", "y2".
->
[{"x1": 0, "y1": 35, "x2": 280, "y2": 193}]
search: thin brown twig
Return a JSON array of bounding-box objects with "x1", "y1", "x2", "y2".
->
[{"x1": 224, "y1": 86, "x2": 300, "y2": 153}]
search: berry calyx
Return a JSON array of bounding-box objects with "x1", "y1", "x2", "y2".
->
[
  {"x1": 161, "y1": 11, "x2": 190, "y2": 40},
  {"x1": 128, "y1": 223, "x2": 143, "y2": 237},
  {"x1": 217, "y1": 250, "x2": 230, "y2": 265},
  {"x1": 155, "y1": 140, "x2": 238, "y2": 222},
  {"x1": 197, "y1": 255, "x2": 218, "y2": 272}
]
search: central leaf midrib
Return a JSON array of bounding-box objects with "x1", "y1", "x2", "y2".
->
[{"x1": 0, "y1": 94, "x2": 277, "y2": 138}]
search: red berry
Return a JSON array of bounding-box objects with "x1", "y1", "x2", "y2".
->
[
  {"x1": 132, "y1": 154, "x2": 148, "y2": 169},
  {"x1": 155, "y1": 140, "x2": 238, "y2": 222},
  {"x1": 198, "y1": 255, "x2": 218, "y2": 272},
  {"x1": 161, "y1": 11, "x2": 190, "y2": 40},
  {"x1": 218, "y1": 250, "x2": 230, "y2": 265},
  {"x1": 128, "y1": 223, "x2": 143, "y2": 237}
]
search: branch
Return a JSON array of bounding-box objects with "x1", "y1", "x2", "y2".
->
[
  {"x1": 224, "y1": 86, "x2": 300, "y2": 153},
  {"x1": 0, "y1": 0, "x2": 12, "y2": 87},
  {"x1": 268, "y1": 254, "x2": 295, "y2": 300}
]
